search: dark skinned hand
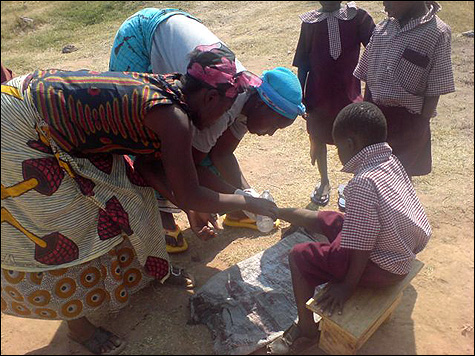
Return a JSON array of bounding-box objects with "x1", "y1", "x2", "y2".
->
[
  {"x1": 316, "y1": 282, "x2": 356, "y2": 317},
  {"x1": 186, "y1": 210, "x2": 219, "y2": 241}
]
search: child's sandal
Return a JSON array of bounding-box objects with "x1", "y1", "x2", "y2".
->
[{"x1": 266, "y1": 322, "x2": 301, "y2": 355}]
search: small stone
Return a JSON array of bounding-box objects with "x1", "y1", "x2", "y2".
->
[
  {"x1": 20, "y1": 16, "x2": 34, "y2": 24},
  {"x1": 62, "y1": 44, "x2": 78, "y2": 54}
]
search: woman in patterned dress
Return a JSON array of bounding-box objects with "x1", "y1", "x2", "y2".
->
[{"x1": 0, "y1": 43, "x2": 276, "y2": 355}]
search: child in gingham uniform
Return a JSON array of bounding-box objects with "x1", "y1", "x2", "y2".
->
[
  {"x1": 267, "y1": 102, "x2": 431, "y2": 355},
  {"x1": 354, "y1": 1, "x2": 455, "y2": 177},
  {"x1": 293, "y1": 1, "x2": 375, "y2": 206}
]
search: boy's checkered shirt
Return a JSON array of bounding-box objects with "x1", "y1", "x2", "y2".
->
[
  {"x1": 340, "y1": 143, "x2": 432, "y2": 275},
  {"x1": 354, "y1": 1, "x2": 455, "y2": 115}
]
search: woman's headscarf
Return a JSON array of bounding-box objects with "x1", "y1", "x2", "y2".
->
[{"x1": 186, "y1": 43, "x2": 262, "y2": 98}]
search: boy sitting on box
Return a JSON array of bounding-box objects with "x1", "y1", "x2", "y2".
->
[{"x1": 267, "y1": 102, "x2": 432, "y2": 355}]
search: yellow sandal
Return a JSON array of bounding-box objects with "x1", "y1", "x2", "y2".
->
[
  {"x1": 223, "y1": 215, "x2": 280, "y2": 231},
  {"x1": 165, "y1": 226, "x2": 189, "y2": 254}
]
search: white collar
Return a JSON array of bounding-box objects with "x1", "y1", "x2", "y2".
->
[{"x1": 300, "y1": 2, "x2": 358, "y2": 24}]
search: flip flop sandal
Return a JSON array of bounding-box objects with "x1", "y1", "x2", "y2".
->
[
  {"x1": 266, "y1": 322, "x2": 302, "y2": 355},
  {"x1": 310, "y1": 183, "x2": 330, "y2": 206},
  {"x1": 337, "y1": 184, "x2": 346, "y2": 212},
  {"x1": 165, "y1": 226, "x2": 188, "y2": 254},
  {"x1": 166, "y1": 265, "x2": 195, "y2": 289},
  {"x1": 68, "y1": 327, "x2": 127, "y2": 355},
  {"x1": 223, "y1": 215, "x2": 281, "y2": 231}
]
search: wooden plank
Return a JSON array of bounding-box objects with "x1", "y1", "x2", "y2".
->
[{"x1": 306, "y1": 259, "x2": 424, "y2": 339}]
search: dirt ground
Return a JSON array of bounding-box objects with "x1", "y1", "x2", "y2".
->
[{"x1": 1, "y1": 1, "x2": 474, "y2": 355}]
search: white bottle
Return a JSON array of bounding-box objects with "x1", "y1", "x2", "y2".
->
[{"x1": 256, "y1": 190, "x2": 275, "y2": 233}]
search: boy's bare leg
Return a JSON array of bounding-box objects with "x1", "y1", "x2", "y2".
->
[
  {"x1": 310, "y1": 137, "x2": 330, "y2": 202},
  {"x1": 289, "y1": 250, "x2": 320, "y2": 338}
]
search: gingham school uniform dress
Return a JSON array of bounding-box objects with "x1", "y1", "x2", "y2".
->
[
  {"x1": 354, "y1": 1, "x2": 455, "y2": 176},
  {"x1": 291, "y1": 143, "x2": 432, "y2": 288},
  {"x1": 293, "y1": 2, "x2": 375, "y2": 144}
]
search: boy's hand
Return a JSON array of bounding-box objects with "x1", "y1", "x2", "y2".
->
[
  {"x1": 316, "y1": 282, "x2": 356, "y2": 316},
  {"x1": 245, "y1": 197, "x2": 278, "y2": 220}
]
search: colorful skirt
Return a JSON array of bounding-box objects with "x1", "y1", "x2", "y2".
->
[
  {"x1": 1, "y1": 76, "x2": 170, "y2": 318},
  {"x1": 1, "y1": 238, "x2": 154, "y2": 320}
]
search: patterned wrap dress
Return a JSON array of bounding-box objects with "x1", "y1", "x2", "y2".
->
[{"x1": 1, "y1": 70, "x2": 188, "y2": 320}]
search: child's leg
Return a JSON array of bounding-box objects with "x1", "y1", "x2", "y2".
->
[
  {"x1": 359, "y1": 260, "x2": 407, "y2": 287},
  {"x1": 310, "y1": 136, "x2": 331, "y2": 205},
  {"x1": 313, "y1": 139, "x2": 329, "y2": 185},
  {"x1": 287, "y1": 212, "x2": 348, "y2": 333},
  {"x1": 288, "y1": 250, "x2": 320, "y2": 338}
]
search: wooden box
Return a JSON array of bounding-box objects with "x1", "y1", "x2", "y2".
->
[{"x1": 306, "y1": 260, "x2": 424, "y2": 355}]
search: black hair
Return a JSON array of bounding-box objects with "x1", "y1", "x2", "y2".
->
[
  {"x1": 180, "y1": 73, "x2": 230, "y2": 98},
  {"x1": 180, "y1": 73, "x2": 206, "y2": 96},
  {"x1": 332, "y1": 102, "x2": 387, "y2": 146},
  {"x1": 183, "y1": 44, "x2": 237, "y2": 98}
]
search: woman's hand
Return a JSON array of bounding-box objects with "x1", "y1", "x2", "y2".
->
[
  {"x1": 243, "y1": 197, "x2": 278, "y2": 220},
  {"x1": 186, "y1": 210, "x2": 219, "y2": 241}
]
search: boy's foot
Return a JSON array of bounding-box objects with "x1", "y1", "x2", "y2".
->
[
  {"x1": 266, "y1": 322, "x2": 320, "y2": 355},
  {"x1": 310, "y1": 182, "x2": 331, "y2": 206}
]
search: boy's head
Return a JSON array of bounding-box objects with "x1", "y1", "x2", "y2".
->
[
  {"x1": 332, "y1": 102, "x2": 387, "y2": 165},
  {"x1": 320, "y1": 1, "x2": 343, "y2": 12},
  {"x1": 383, "y1": 1, "x2": 426, "y2": 20}
]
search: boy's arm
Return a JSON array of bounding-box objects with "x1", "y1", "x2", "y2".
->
[
  {"x1": 277, "y1": 208, "x2": 321, "y2": 234},
  {"x1": 358, "y1": 10, "x2": 376, "y2": 47},
  {"x1": 297, "y1": 67, "x2": 309, "y2": 96},
  {"x1": 317, "y1": 249, "x2": 371, "y2": 316},
  {"x1": 421, "y1": 96, "x2": 440, "y2": 121},
  {"x1": 293, "y1": 22, "x2": 311, "y2": 98},
  {"x1": 317, "y1": 178, "x2": 378, "y2": 316}
]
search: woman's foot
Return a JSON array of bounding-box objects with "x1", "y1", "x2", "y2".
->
[
  {"x1": 226, "y1": 210, "x2": 249, "y2": 221},
  {"x1": 165, "y1": 265, "x2": 195, "y2": 289},
  {"x1": 160, "y1": 211, "x2": 188, "y2": 253},
  {"x1": 67, "y1": 317, "x2": 126, "y2": 355}
]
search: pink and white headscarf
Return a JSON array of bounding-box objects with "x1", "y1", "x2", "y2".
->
[{"x1": 186, "y1": 43, "x2": 262, "y2": 98}]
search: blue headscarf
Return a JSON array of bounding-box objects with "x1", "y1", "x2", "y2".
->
[{"x1": 255, "y1": 67, "x2": 306, "y2": 120}]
